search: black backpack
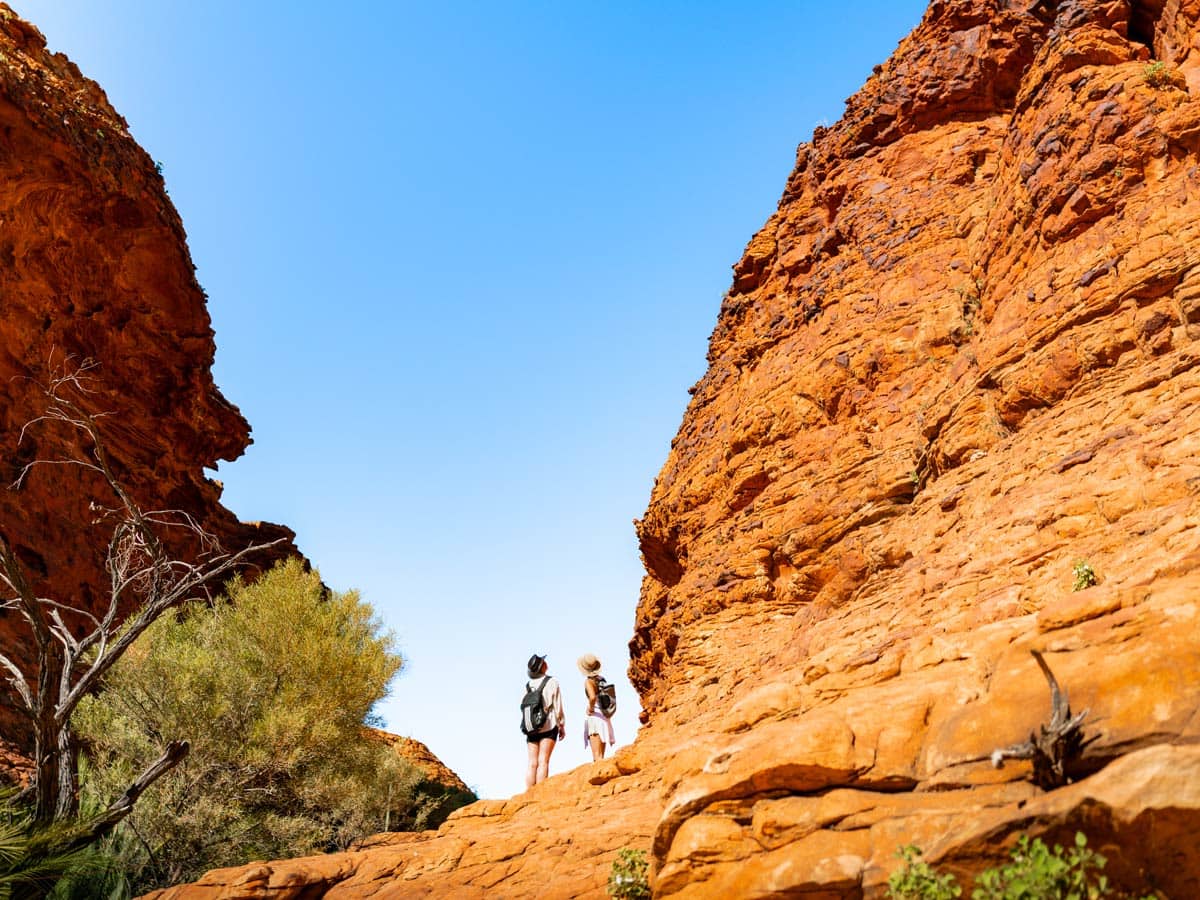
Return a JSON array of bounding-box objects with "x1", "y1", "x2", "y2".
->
[
  {"x1": 520, "y1": 676, "x2": 551, "y2": 734},
  {"x1": 594, "y1": 676, "x2": 617, "y2": 716}
]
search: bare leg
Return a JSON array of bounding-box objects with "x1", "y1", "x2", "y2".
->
[
  {"x1": 525, "y1": 740, "x2": 540, "y2": 789},
  {"x1": 589, "y1": 733, "x2": 605, "y2": 761},
  {"x1": 535, "y1": 736, "x2": 556, "y2": 783}
]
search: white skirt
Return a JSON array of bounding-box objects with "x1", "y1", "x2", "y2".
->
[{"x1": 583, "y1": 713, "x2": 615, "y2": 747}]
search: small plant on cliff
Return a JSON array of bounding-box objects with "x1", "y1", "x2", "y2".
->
[
  {"x1": 607, "y1": 848, "x2": 650, "y2": 899},
  {"x1": 973, "y1": 833, "x2": 1111, "y2": 900},
  {"x1": 888, "y1": 845, "x2": 961, "y2": 900},
  {"x1": 1072, "y1": 560, "x2": 1098, "y2": 591},
  {"x1": 1143, "y1": 61, "x2": 1174, "y2": 89},
  {"x1": 951, "y1": 279, "x2": 984, "y2": 344}
]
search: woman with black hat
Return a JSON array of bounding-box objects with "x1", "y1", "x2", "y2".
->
[{"x1": 523, "y1": 653, "x2": 564, "y2": 789}]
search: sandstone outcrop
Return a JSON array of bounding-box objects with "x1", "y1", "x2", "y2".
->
[
  {"x1": 371, "y1": 731, "x2": 478, "y2": 830},
  {"x1": 42, "y1": 0, "x2": 1200, "y2": 896},
  {"x1": 0, "y1": 3, "x2": 297, "y2": 706},
  {"x1": 378, "y1": 733, "x2": 474, "y2": 797}
]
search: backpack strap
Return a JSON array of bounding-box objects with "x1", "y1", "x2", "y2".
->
[{"x1": 537, "y1": 676, "x2": 552, "y2": 726}]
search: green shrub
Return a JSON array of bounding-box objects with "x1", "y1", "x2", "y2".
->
[
  {"x1": 1143, "y1": 61, "x2": 1174, "y2": 89},
  {"x1": 972, "y1": 833, "x2": 1107, "y2": 899},
  {"x1": 0, "y1": 790, "x2": 113, "y2": 900},
  {"x1": 73, "y1": 559, "x2": 470, "y2": 894},
  {"x1": 888, "y1": 845, "x2": 961, "y2": 899},
  {"x1": 886, "y1": 833, "x2": 1156, "y2": 899},
  {"x1": 608, "y1": 848, "x2": 650, "y2": 899},
  {"x1": 1072, "y1": 560, "x2": 1098, "y2": 591}
]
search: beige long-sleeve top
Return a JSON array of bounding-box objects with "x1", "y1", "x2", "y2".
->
[{"x1": 528, "y1": 675, "x2": 564, "y2": 732}]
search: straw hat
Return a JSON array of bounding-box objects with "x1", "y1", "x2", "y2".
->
[{"x1": 577, "y1": 653, "x2": 601, "y2": 676}]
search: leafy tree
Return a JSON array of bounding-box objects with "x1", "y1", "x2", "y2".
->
[{"x1": 73, "y1": 559, "x2": 454, "y2": 892}]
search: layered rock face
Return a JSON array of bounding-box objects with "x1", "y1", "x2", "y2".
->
[
  {"x1": 129, "y1": 0, "x2": 1200, "y2": 896},
  {"x1": 0, "y1": 3, "x2": 296, "y2": 699},
  {"x1": 630, "y1": 0, "x2": 1200, "y2": 894}
]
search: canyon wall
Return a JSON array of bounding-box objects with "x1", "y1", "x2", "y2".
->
[
  {"x1": 0, "y1": 4, "x2": 297, "y2": 697},
  {"x1": 20, "y1": 0, "x2": 1200, "y2": 896},
  {"x1": 629, "y1": 0, "x2": 1200, "y2": 894}
]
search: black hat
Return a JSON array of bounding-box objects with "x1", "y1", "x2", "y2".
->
[{"x1": 527, "y1": 654, "x2": 546, "y2": 677}]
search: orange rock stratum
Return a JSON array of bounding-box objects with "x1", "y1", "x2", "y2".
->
[{"x1": 11, "y1": 0, "x2": 1200, "y2": 896}]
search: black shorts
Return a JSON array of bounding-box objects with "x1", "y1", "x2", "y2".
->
[{"x1": 525, "y1": 728, "x2": 557, "y2": 744}]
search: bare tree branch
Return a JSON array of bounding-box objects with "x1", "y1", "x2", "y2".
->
[
  {"x1": 0, "y1": 357, "x2": 287, "y2": 826},
  {"x1": 56, "y1": 539, "x2": 280, "y2": 724},
  {"x1": 69, "y1": 741, "x2": 190, "y2": 849},
  {"x1": 0, "y1": 651, "x2": 34, "y2": 713}
]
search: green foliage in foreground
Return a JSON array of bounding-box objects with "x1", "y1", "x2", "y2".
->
[
  {"x1": 888, "y1": 844, "x2": 962, "y2": 899},
  {"x1": 887, "y1": 834, "x2": 1155, "y2": 900},
  {"x1": 0, "y1": 789, "x2": 137, "y2": 900},
  {"x1": 74, "y1": 559, "x2": 472, "y2": 894},
  {"x1": 0, "y1": 802, "x2": 97, "y2": 900},
  {"x1": 608, "y1": 848, "x2": 650, "y2": 899}
]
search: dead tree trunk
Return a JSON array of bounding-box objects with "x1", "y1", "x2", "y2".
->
[{"x1": 991, "y1": 649, "x2": 1095, "y2": 789}]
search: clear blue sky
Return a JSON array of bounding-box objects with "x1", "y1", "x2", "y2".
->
[{"x1": 16, "y1": 1, "x2": 927, "y2": 799}]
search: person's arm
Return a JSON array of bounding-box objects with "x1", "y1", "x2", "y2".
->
[
  {"x1": 584, "y1": 676, "x2": 597, "y2": 716},
  {"x1": 552, "y1": 678, "x2": 566, "y2": 738}
]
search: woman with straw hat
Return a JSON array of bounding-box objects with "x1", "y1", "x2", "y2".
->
[{"x1": 577, "y1": 653, "x2": 616, "y2": 761}]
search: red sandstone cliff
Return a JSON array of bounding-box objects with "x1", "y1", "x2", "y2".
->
[
  {"x1": 0, "y1": 3, "x2": 297, "y2": 697},
  {"x1": 90, "y1": 0, "x2": 1200, "y2": 896}
]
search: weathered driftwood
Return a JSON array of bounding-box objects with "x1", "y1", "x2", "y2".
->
[{"x1": 990, "y1": 649, "x2": 1095, "y2": 789}]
